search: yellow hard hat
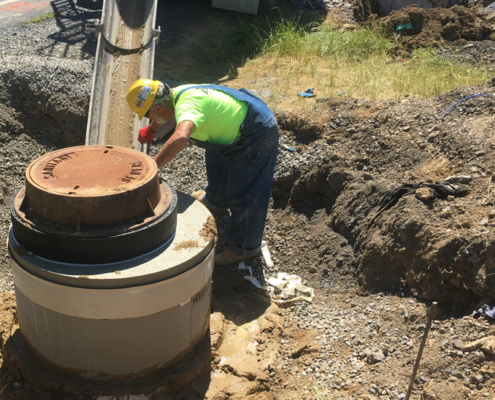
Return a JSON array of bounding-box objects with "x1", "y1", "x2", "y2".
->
[{"x1": 125, "y1": 79, "x2": 159, "y2": 121}]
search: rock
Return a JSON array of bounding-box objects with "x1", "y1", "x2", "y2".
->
[
  {"x1": 461, "y1": 221, "x2": 471, "y2": 229},
  {"x1": 475, "y1": 351, "x2": 486, "y2": 362},
  {"x1": 461, "y1": 336, "x2": 495, "y2": 354},
  {"x1": 445, "y1": 175, "x2": 472, "y2": 184},
  {"x1": 427, "y1": 133, "x2": 438, "y2": 142},
  {"x1": 439, "y1": 207, "x2": 453, "y2": 218},
  {"x1": 363, "y1": 348, "x2": 385, "y2": 364},
  {"x1": 450, "y1": 370, "x2": 465, "y2": 380},
  {"x1": 415, "y1": 187, "x2": 433, "y2": 201},
  {"x1": 421, "y1": 380, "x2": 470, "y2": 400}
]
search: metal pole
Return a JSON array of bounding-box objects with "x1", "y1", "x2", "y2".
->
[
  {"x1": 142, "y1": 142, "x2": 149, "y2": 155},
  {"x1": 405, "y1": 302, "x2": 439, "y2": 400}
]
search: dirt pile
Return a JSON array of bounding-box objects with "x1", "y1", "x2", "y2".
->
[
  {"x1": 380, "y1": 5, "x2": 495, "y2": 48},
  {"x1": 438, "y1": 40, "x2": 495, "y2": 65},
  {"x1": 268, "y1": 83, "x2": 495, "y2": 308}
]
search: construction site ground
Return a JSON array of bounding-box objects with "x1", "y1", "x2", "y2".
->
[{"x1": 1, "y1": 0, "x2": 495, "y2": 399}]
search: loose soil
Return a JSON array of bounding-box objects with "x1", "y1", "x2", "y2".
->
[
  {"x1": 173, "y1": 240, "x2": 200, "y2": 250},
  {"x1": 381, "y1": 5, "x2": 495, "y2": 49},
  {"x1": 199, "y1": 216, "x2": 218, "y2": 243},
  {"x1": 2, "y1": 1, "x2": 495, "y2": 399}
]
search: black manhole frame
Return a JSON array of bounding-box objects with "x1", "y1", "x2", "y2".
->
[{"x1": 10, "y1": 182, "x2": 178, "y2": 264}]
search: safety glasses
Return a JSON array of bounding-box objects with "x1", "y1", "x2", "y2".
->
[{"x1": 144, "y1": 105, "x2": 155, "y2": 119}]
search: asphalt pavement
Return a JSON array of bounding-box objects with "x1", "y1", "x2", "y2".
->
[
  {"x1": 0, "y1": 0, "x2": 102, "y2": 28},
  {"x1": 0, "y1": 0, "x2": 54, "y2": 27}
]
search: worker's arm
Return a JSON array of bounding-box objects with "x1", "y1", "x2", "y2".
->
[{"x1": 154, "y1": 120, "x2": 195, "y2": 168}]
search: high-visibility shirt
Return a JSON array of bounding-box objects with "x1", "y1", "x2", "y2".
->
[{"x1": 173, "y1": 84, "x2": 248, "y2": 145}]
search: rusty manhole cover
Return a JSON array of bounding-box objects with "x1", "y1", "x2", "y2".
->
[
  {"x1": 29, "y1": 146, "x2": 155, "y2": 194},
  {"x1": 21, "y1": 145, "x2": 164, "y2": 227},
  {"x1": 10, "y1": 146, "x2": 178, "y2": 264}
]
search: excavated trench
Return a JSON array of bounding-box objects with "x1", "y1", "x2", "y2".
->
[
  {"x1": 2, "y1": 62, "x2": 495, "y2": 309},
  {"x1": 3, "y1": 51, "x2": 495, "y2": 396}
]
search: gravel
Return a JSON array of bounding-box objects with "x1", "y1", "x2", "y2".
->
[
  {"x1": 275, "y1": 294, "x2": 495, "y2": 398},
  {"x1": 438, "y1": 41, "x2": 495, "y2": 66},
  {"x1": 0, "y1": 5, "x2": 99, "y2": 61}
]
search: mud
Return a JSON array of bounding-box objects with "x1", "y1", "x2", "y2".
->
[{"x1": 380, "y1": 5, "x2": 495, "y2": 49}]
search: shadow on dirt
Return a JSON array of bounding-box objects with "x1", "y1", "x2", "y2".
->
[
  {"x1": 273, "y1": 167, "x2": 350, "y2": 219},
  {"x1": 0, "y1": 327, "x2": 212, "y2": 399},
  {"x1": 0, "y1": 66, "x2": 90, "y2": 148}
]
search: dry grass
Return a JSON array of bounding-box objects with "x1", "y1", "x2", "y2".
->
[
  {"x1": 313, "y1": 384, "x2": 339, "y2": 400},
  {"x1": 415, "y1": 155, "x2": 452, "y2": 182},
  {"x1": 216, "y1": 17, "x2": 492, "y2": 107},
  {"x1": 231, "y1": 52, "x2": 490, "y2": 109}
]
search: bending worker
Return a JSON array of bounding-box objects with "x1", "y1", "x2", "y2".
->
[{"x1": 126, "y1": 80, "x2": 279, "y2": 266}]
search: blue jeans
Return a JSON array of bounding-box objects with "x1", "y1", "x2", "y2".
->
[{"x1": 195, "y1": 116, "x2": 279, "y2": 256}]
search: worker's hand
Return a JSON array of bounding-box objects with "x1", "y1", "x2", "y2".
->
[{"x1": 138, "y1": 126, "x2": 156, "y2": 143}]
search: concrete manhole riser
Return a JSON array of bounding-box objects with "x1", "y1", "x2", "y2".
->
[{"x1": 8, "y1": 145, "x2": 214, "y2": 380}]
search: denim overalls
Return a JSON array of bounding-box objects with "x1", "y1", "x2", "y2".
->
[{"x1": 174, "y1": 85, "x2": 279, "y2": 256}]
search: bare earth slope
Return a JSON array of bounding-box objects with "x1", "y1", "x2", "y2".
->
[{"x1": 271, "y1": 84, "x2": 495, "y2": 308}]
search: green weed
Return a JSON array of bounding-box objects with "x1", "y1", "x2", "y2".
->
[
  {"x1": 26, "y1": 12, "x2": 56, "y2": 24},
  {"x1": 218, "y1": 13, "x2": 493, "y2": 101}
]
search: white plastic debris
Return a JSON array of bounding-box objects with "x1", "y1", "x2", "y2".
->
[
  {"x1": 238, "y1": 261, "x2": 263, "y2": 288},
  {"x1": 266, "y1": 272, "x2": 315, "y2": 304},
  {"x1": 261, "y1": 240, "x2": 274, "y2": 268},
  {"x1": 237, "y1": 241, "x2": 315, "y2": 304},
  {"x1": 245, "y1": 276, "x2": 263, "y2": 289}
]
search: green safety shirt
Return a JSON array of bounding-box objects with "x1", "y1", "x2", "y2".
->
[{"x1": 173, "y1": 85, "x2": 248, "y2": 145}]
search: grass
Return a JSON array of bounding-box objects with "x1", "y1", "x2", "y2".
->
[
  {"x1": 25, "y1": 12, "x2": 56, "y2": 24},
  {"x1": 215, "y1": 13, "x2": 493, "y2": 104},
  {"x1": 313, "y1": 384, "x2": 338, "y2": 400}
]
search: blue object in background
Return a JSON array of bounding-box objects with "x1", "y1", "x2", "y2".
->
[
  {"x1": 396, "y1": 21, "x2": 414, "y2": 31},
  {"x1": 297, "y1": 88, "x2": 315, "y2": 98},
  {"x1": 443, "y1": 93, "x2": 495, "y2": 117}
]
